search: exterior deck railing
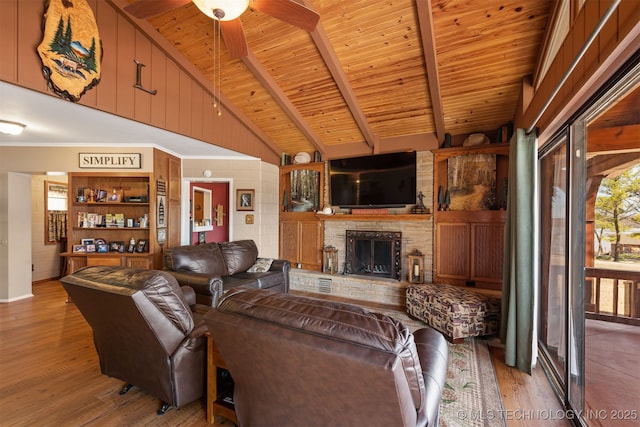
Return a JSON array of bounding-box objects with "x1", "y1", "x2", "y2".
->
[{"x1": 585, "y1": 267, "x2": 640, "y2": 326}]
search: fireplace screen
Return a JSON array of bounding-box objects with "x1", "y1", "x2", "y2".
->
[{"x1": 345, "y1": 230, "x2": 402, "y2": 280}]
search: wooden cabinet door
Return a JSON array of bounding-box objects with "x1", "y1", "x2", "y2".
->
[
  {"x1": 471, "y1": 223, "x2": 505, "y2": 287},
  {"x1": 298, "y1": 220, "x2": 323, "y2": 269},
  {"x1": 279, "y1": 220, "x2": 300, "y2": 264},
  {"x1": 435, "y1": 223, "x2": 470, "y2": 281},
  {"x1": 279, "y1": 219, "x2": 323, "y2": 270},
  {"x1": 126, "y1": 256, "x2": 153, "y2": 269},
  {"x1": 86, "y1": 256, "x2": 122, "y2": 267},
  {"x1": 66, "y1": 256, "x2": 87, "y2": 274}
]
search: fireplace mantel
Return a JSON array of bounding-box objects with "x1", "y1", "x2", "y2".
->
[{"x1": 315, "y1": 214, "x2": 431, "y2": 222}]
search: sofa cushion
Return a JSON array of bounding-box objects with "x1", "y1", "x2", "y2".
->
[
  {"x1": 219, "y1": 240, "x2": 258, "y2": 275},
  {"x1": 228, "y1": 271, "x2": 284, "y2": 290},
  {"x1": 246, "y1": 258, "x2": 274, "y2": 273},
  {"x1": 165, "y1": 243, "x2": 228, "y2": 277}
]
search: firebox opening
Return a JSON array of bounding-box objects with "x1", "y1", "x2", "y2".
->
[{"x1": 345, "y1": 230, "x2": 402, "y2": 280}]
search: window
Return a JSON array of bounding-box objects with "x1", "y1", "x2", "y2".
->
[{"x1": 45, "y1": 181, "x2": 68, "y2": 245}]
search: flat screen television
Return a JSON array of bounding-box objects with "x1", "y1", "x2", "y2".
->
[{"x1": 329, "y1": 151, "x2": 417, "y2": 208}]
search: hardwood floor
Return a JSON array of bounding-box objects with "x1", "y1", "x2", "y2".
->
[
  {"x1": 0, "y1": 281, "x2": 230, "y2": 426},
  {"x1": 489, "y1": 344, "x2": 571, "y2": 427},
  {"x1": 0, "y1": 280, "x2": 569, "y2": 426}
]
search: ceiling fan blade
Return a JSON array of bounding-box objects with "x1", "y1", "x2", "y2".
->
[
  {"x1": 220, "y1": 19, "x2": 249, "y2": 59},
  {"x1": 252, "y1": 0, "x2": 320, "y2": 32},
  {"x1": 123, "y1": 0, "x2": 192, "y2": 19}
]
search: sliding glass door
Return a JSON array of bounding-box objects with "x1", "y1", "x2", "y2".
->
[
  {"x1": 538, "y1": 55, "x2": 639, "y2": 426},
  {"x1": 538, "y1": 136, "x2": 569, "y2": 382},
  {"x1": 538, "y1": 128, "x2": 586, "y2": 420}
]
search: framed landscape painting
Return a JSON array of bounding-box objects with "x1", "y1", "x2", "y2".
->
[{"x1": 447, "y1": 154, "x2": 497, "y2": 210}]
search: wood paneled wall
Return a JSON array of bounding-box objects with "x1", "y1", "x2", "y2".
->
[
  {"x1": 517, "y1": 0, "x2": 640, "y2": 139},
  {"x1": 152, "y1": 148, "x2": 181, "y2": 267},
  {"x1": 0, "y1": 0, "x2": 280, "y2": 164}
]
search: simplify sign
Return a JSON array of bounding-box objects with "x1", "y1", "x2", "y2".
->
[{"x1": 79, "y1": 153, "x2": 141, "y2": 169}]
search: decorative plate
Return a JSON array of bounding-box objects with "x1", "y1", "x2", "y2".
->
[{"x1": 293, "y1": 152, "x2": 311, "y2": 164}]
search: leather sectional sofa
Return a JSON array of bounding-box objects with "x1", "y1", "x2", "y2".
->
[{"x1": 163, "y1": 239, "x2": 290, "y2": 306}]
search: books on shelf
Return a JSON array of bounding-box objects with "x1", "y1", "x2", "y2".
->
[{"x1": 105, "y1": 213, "x2": 125, "y2": 228}]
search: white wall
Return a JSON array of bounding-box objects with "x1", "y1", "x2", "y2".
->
[
  {"x1": 0, "y1": 146, "x2": 155, "y2": 301},
  {"x1": 0, "y1": 172, "x2": 33, "y2": 301},
  {"x1": 31, "y1": 174, "x2": 68, "y2": 282},
  {"x1": 182, "y1": 158, "x2": 280, "y2": 258}
]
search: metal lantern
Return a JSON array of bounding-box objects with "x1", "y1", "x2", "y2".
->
[
  {"x1": 408, "y1": 249, "x2": 424, "y2": 284},
  {"x1": 323, "y1": 245, "x2": 339, "y2": 274}
]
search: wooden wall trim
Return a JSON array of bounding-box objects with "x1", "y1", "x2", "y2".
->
[
  {"x1": 0, "y1": 0, "x2": 281, "y2": 165},
  {"x1": 517, "y1": 1, "x2": 640, "y2": 141}
]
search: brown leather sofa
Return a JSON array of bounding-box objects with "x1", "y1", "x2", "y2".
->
[
  {"x1": 61, "y1": 266, "x2": 209, "y2": 415},
  {"x1": 205, "y1": 288, "x2": 449, "y2": 427},
  {"x1": 163, "y1": 239, "x2": 290, "y2": 306}
]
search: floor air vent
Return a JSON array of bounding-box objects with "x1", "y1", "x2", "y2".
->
[{"x1": 318, "y1": 278, "x2": 332, "y2": 294}]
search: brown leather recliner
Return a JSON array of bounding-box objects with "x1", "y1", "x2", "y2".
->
[
  {"x1": 61, "y1": 266, "x2": 209, "y2": 415},
  {"x1": 205, "y1": 288, "x2": 448, "y2": 427}
]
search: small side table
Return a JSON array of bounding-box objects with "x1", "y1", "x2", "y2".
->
[{"x1": 206, "y1": 333, "x2": 237, "y2": 424}]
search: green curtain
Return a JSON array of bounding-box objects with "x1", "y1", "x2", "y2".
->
[{"x1": 500, "y1": 128, "x2": 537, "y2": 374}]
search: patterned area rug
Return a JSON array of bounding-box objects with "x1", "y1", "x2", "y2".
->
[{"x1": 380, "y1": 310, "x2": 506, "y2": 427}]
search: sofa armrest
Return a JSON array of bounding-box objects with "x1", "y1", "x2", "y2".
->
[
  {"x1": 413, "y1": 327, "x2": 448, "y2": 427},
  {"x1": 269, "y1": 259, "x2": 291, "y2": 273},
  {"x1": 180, "y1": 285, "x2": 197, "y2": 306},
  {"x1": 269, "y1": 259, "x2": 291, "y2": 292},
  {"x1": 165, "y1": 270, "x2": 224, "y2": 306}
]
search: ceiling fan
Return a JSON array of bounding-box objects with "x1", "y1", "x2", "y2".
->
[{"x1": 123, "y1": 0, "x2": 320, "y2": 58}]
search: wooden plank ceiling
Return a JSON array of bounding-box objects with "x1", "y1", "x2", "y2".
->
[{"x1": 122, "y1": 0, "x2": 554, "y2": 159}]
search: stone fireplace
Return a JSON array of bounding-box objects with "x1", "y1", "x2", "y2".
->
[
  {"x1": 345, "y1": 230, "x2": 402, "y2": 280},
  {"x1": 288, "y1": 151, "x2": 435, "y2": 306}
]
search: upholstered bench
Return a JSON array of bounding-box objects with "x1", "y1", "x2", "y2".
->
[{"x1": 406, "y1": 283, "x2": 501, "y2": 343}]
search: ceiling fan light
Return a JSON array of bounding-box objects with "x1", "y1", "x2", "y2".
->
[
  {"x1": 192, "y1": 0, "x2": 250, "y2": 21},
  {"x1": 0, "y1": 120, "x2": 26, "y2": 135}
]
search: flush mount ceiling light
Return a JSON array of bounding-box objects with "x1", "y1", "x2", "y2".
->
[
  {"x1": 0, "y1": 120, "x2": 26, "y2": 135},
  {"x1": 192, "y1": 0, "x2": 250, "y2": 21}
]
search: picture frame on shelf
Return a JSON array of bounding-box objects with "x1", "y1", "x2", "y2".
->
[
  {"x1": 109, "y1": 241, "x2": 125, "y2": 252},
  {"x1": 106, "y1": 190, "x2": 122, "y2": 203},
  {"x1": 87, "y1": 213, "x2": 100, "y2": 227},
  {"x1": 77, "y1": 212, "x2": 88, "y2": 228},
  {"x1": 72, "y1": 245, "x2": 86, "y2": 253},
  {"x1": 135, "y1": 239, "x2": 148, "y2": 253},
  {"x1": 85, "y1": 244, "x2": 97, "y2": 253},
  {"x1": 97, "y1": 243, "x2": 109, "y2": 253},
  {"x1": 80, "y1": 238, "x2": 94, "y2": 246},
  {"x1": 95, "y1": 189, "x2": 108, "y2": 203},
  {"x1": 236, "y1": 189, "x2": 254, "y2": 211},
  {"x1": 114, "y1": 213, "x2": 125, "y2": 228}
]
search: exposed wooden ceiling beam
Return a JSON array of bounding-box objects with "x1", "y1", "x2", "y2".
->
[
  {"x1": 242, "y1": 50, "x2": 327, "y2": 153},
  {"x1": 302, "y1": 0, "x2": 378, "y2": 151},
  {"x1": 416, "y1": 0, "x2": 445, "y2": 145},
  {"x1": 587, "y1": 124, "x2": 640, "y2": 154},
  {"x1": 323, "y1": 132, "x2": 439, "y2": 159},
  {"x1": 587, "y1": 152, "x2": 640, "y2": 177}
]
